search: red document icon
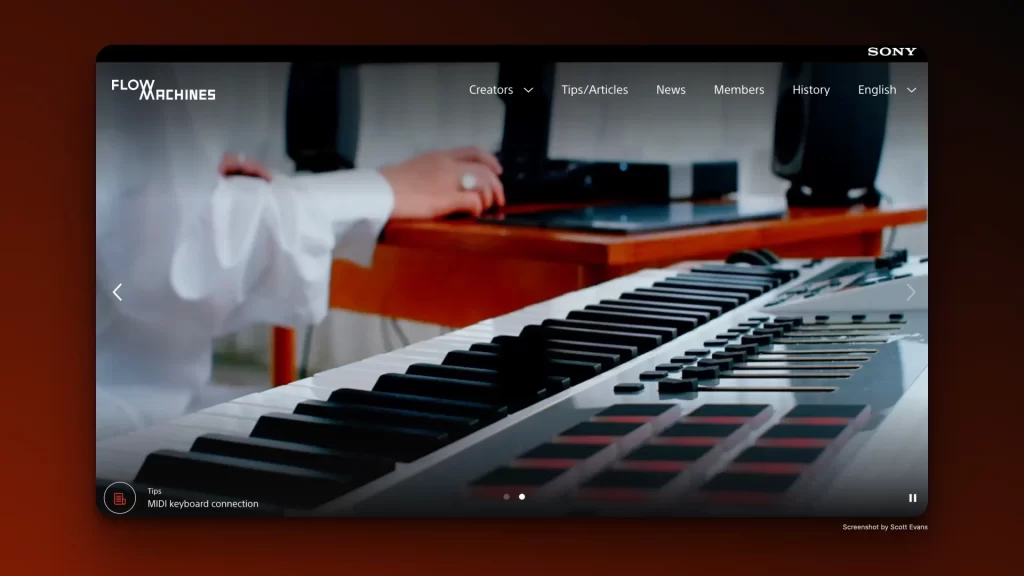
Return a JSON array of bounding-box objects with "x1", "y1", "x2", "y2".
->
[{"x1": 113, "y1": 492, "x2": 127, "y2": 506}]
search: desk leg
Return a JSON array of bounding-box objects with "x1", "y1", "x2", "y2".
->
[{"x1": 271, "y1": 327, "x2": 296, "y2": 387}]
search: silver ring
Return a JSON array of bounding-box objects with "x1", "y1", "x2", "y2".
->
[{"x1": 460, "y1": 172, "x2": 478, "y2": 191}]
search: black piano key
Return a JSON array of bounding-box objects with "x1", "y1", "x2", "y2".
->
[
  {"x1": 691, "y1": 263, "x2": 797, "y2": 281},
  {"x1": 656, "y1": 363, "x2": 683, "y2": 372},
  {"x1": 704, "y1": 339, "x2": 729, "y2": 347},
  {"x1": 134, "y1": 449, "x2": 355, "y2": 509},
  {"x1": 484, "y1": 338, "x2": 622, "y2": 370},
  {"x1": 542, "y1": 318, "x2": 678, "y2": 341},
  {"x1": 614, "y1": 383, "x2": 645, "y2": 394},
  {"x1": 469, "y1": 342, "x2": 502, "y2": 354},
  {"x1": 327, "y1": 388, "x2": 506, "y2": 423},
  {"x1": 598, "y1": 299, "x2": 714, "y2": 322},
  {"x1": 442, "y1": 350, "x2": 600, "y2": 386},
  {"x1": 650, "y1": 282, "x2": 750, "y2": 304},
  {"x1": 619, "y1": 292, "x2": 724, "y2": 316},
  {"x1": 293, "y1": 400, "x2": 481, "y2": 437},
  {"x1": 587, "y1": 303, "x2": 710, "y2": 325},
  {"x1": 634, "y1": 287, "x2": 740, "y2": 309},
  {"x1": 406, "y1": 363, "x2": 501, "y2": 384},
  {"x1": 567, "y1": 309, "x2": 697, "y2": 333},
  {"x1": 670, "y1": 355, "x2": 699, "y2": 364},
  {"x1": 189, "y1": 433, "x2": 395, "y2": 479},
  {"x1": 376, "y1": 371, "x2": 512, "y2": 405},
  {"x1": 660, "y1": 277, "x2": 767, "y2": 297},
  {"x1": 251, "y1": 412, "x2": 449, "y2": 462},
  {"x1": 521, "y1": 325, "x2": 662, "y2": 354},
  {"x1": 494, "y1": 335, "x2": 639, "y2": 361},
  {"x1": 754, "y1": 327, "x2": 786, "y2": 338},
  {"x1": 686, "y1": 349, "x2": 711, "y2": 356}
]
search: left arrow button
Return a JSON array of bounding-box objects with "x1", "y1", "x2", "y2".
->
[{"x1": 112, "y1": 283, "x2": 122, "y2": 301}]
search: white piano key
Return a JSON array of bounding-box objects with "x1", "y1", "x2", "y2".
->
[
  {"x1": 196, "y1": 402, "x2": 277, "y2": 421},
  {"x1": 261, "y1": 382, "x2": 334, "y2": 400},
  {"x1": 174, "y1": 412, "x2": 260, "y2": 434},
  {"x1": 230, "y1": 390, "x2": 305, "y2": 409}
]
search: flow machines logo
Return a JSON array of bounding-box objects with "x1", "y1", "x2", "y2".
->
[{"x1": 110, "y1": 79, "x2": 216, "y2": 101}]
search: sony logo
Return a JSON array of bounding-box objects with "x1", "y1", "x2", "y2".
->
[{"x1": 868, "y1": 47, "x2": 918, "y2": 57}]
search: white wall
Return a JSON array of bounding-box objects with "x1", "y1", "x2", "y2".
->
[{"x1": 221, "y1": 62, "x2": 929, "y2": 374}]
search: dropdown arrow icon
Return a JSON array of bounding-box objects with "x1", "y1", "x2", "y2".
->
[
  {"x1": 907, "y1": 87, "x2": 917, "y2": 93},
  {"x1": 523, "y1": 87, "x2": 533, "y2": 93}
]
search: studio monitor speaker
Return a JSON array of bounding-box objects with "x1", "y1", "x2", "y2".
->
[
  {"x1": 773, "y1": 62, "x2": 890, "y2": 207},
  {"x1": 286, "y1": 63, "x2": 360, "y2": 173}
]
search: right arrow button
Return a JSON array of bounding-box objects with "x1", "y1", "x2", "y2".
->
[{"x1": 906, "y1": 285, "x2": 916, "y2": 301}]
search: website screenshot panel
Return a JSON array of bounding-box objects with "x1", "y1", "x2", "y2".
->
[{"x1": 95, "y1": 46, "x2": 928, "y2": 519}]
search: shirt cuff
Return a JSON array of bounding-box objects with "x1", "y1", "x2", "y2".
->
[{"x1": 292, "y1": 169, "x2": 395, "y2": 268}]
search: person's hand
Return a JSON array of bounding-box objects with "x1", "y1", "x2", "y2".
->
[
  {"x1": 219, "y1": 153, "x2": 273, "y2": 182},
  {"x1": 380, "y1": 146, "x2": 505, "y2": 219}
]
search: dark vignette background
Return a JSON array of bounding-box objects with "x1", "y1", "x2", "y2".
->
[{"x1": 0, "y1": 0, "x2": 1016, "y2": 573}]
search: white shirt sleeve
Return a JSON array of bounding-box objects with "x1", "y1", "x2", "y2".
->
[
  {"x1": 177, "y1": 169, "x2": 394, "y2": 336},
  {"x1": 95, "y1": 62, "x2": 395, "y2": 437}
]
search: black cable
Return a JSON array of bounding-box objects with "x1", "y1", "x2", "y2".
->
[
  {"x1": 380, "y1": 317, "x2": 394, "y2": 351},
  {"x1": 298, "y1": 325, "x2": 315, "y2": 379},
  {"x1": 390, "y1": 318, "x2": 411, "y2": 347},
  {"x1": 878, "y1": 190, "x2": 899, "y2": 253}
]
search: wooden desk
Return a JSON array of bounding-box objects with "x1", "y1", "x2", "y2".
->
[{"x1": 271, "y1": 204, "x2": 926, "y2": 385}]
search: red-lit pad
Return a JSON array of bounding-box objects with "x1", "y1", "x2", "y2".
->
[
  {"x1": 655, "y1": 423, "x2": 743, "y2": 446},
  {"x1": 685, "y1": 404, "x2": 773, "y2": 425},
  {"x1": 703, "y1": 472, "x2": 801, "y2": 494},
  {"x1": 513, "y1": 442, "x2": 618, "y2": 475},
  {"x1": 576, "y1": 444, "x2": 717, "y2": 501},
  {"x1": 779, "y1": 404, "x2": 871, "y2": 426},
  {"x1": 592, "y1": 403, "x2": 684, "y2": 429},
  {"x1": 616, "y1": 444, "x2": 712, "y2": 472},
  {"x1": 755, "y1": 424, "x2": 848, "y2": 448},
  {"x1": 468, "y1": 466, "x2": 577, "y2": 500},
  {"x1": 725, "y1": 446, "x2": 825, "y2": 475},
  {"x1": 555, "y1": 421, "x2": 653, "y2": 452},
  {"x1": 699, "y1": 405, "x2": 872, "y2": 505},
  {"x1": 577, "y1": 469, "x2": 679, "y2": 501}
]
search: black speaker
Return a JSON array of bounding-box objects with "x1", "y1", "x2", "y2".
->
[
  {"x1": 773, "y1": 63, "x2": 890, "y2": 207},
  {"x1": 286, "y1": 63, "x2": 360, "y2": 172}
]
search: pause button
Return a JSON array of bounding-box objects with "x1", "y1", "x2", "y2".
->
[{"x1": 908, "y1": 493, "x2": 918, "y2": 503}]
